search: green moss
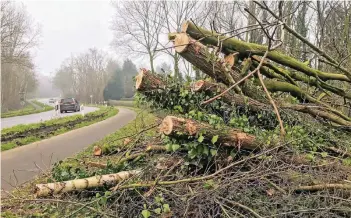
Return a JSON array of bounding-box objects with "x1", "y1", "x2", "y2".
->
[{"x1": 186, "y1": 21, "x2": 350, "y2": 82}]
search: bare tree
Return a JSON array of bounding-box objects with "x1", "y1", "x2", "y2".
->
[
  {"x1": 111, "y1": 1, "x2": 163, "y2": 73},
  {"x1": 1, "y1": 1, "x2": 41, "y2": 110},
  {"x1": 53, "y1": 49, "x2": 110, "y2": 103}
]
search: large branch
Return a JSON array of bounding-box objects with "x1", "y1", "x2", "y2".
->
[
  {"x1": 34, "y1": 170, "x2": 140, "y2": 197},
  {"x1": 251, "y1": 56, "x2": 351, "y2": 100},
  {"x1": 253, "y1": 1, "x2": 351, "y2": 80},
  {"x1": 170, "y1": 33, "x2": 267, "y2": 102},
  {"x1": 181, "y1": 21, "x2": 351, "y2": 82},
  {"x1": 160, "y1": 116, "x2": 258, "y2": 150},
  {"x1": 191, "y1": 80, "x2": 269, "y2": 112},
  {"x1": 193, "y1": 80, "x2": 351, "y2": 126}
]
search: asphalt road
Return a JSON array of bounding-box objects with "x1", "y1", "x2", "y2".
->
[
  {"x1": 1, "y1": 98, "x2": 98, "y2": 129},
  {"x1": 1, "y1": 107, "x2": 137, "y2": 193}
]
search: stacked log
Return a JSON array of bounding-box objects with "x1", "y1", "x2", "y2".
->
[{"x1": 160, "y1": 116, "x2": 258, "y2": 150}]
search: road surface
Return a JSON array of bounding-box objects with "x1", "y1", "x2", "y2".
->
[
  {"x1": 1, "y1": 98, "x2": 98, "y2": 129},
  {"x1": 1, "y1": 107, "x2": 136, "y2": 193}
]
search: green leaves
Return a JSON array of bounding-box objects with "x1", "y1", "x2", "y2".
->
[
  {"x1": 203, "y1": 179, "x2": 215, "y2": 189},
  {"x1": 141, "y1": 210, "x2": 151, "y2": 218},
  {"x1": 210, "y1": 149, "x2": 217, "y2": 156},
  {"x1": 166, "y1": 143, "x2": 180, "y2": 152},
  {"x1": 211, "y1": 135, "x2": 218, "y2": 144},
  {"x1": 163, "y1": 204, "x2": 170, "y2": 213},
  {"x1": 306, "y1": 153, "x2": 315, "y2": 162},
  {"x1": 321, "y1": 152, "x2": 328, "y2": 158},
  {"x1": 198, "y1": 135, "x2": 204, "y2": 143},
  {"x1": 171, "y1": 144, "x2": 180, "y2": 151},
  {"x1": 154, "y1": 208, "x2": 161, "y2": 214}
]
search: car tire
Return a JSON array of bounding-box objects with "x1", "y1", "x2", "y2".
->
[{"x1": 60, "y1": 110, "x2": 63, "y2": 113}]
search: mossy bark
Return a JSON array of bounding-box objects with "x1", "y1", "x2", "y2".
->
[{"x1": 182, "y1": 21, "x2": 351, "y2": 82}]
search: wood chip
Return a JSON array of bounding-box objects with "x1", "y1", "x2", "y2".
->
[
  {"x1": 93, "y1": 146, "x2": 102, "y2": 156},
  {"x1": 124, "y1": 138, "x2": 132, "y2": 145}
]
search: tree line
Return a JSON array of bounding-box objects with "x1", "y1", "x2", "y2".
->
[
  {"x1": 52, "y1": 48, "x2": 138, "y2": 103},
  {"x1": 1, "y1": 1, "x2": 41, "y2": 111}
]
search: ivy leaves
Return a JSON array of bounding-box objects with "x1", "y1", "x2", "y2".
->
[{"x1": 211, "y1": 135, "x2": 218, "y2": 144}]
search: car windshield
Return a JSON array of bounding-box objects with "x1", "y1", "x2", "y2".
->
[{"x1": 61, "y1": 98, "x2": 74, "y2": 103}]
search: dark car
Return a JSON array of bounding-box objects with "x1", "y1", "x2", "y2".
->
[{"x1": 59, "y1": 98, "x2": 80, "y2": 113}]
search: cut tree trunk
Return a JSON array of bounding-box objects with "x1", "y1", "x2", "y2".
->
[
  {"x1": 34, "y1": 170, "x2": 140, "y2": 197},
  {"x1": 159, "y1": 116, "x2": 258, "y2": 150},
  {"x1": 181, "y1": 21, "x2": 350, "y2": 82},
  {"x1": 171, "y1": 33, "x2": 263, "y2": 99},
  {"x1": 173, "y1": 33, "x2": 238, "y2": 86},
  {"x1": 135, "y1": 68, "x2": 166, "y2": 92},
  {"x1": 191, "y1": 80, "x2": 269, "y2": 112}
]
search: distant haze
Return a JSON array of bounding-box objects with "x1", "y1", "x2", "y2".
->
[{"x1": 34, "y1": 74, "x2": 61, "y2": 98}]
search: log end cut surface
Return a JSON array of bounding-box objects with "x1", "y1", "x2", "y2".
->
[
  {"x1": 135, "y1": 69, "x2": 146, "y2": 90},
  {"x1": 191, "y1": 80, "x2": 205, "y2": 92},
  {"x1": 160, "y1": 116, "x2": 175, "y2": 135},
  {"x1": 174, "y1": 33, "x2": 190, "y2": 53}
]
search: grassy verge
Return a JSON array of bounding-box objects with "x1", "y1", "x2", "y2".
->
[
  {"x1": 31, "y1": 100, "x2": 54, "y2": 111},
  {"x1": 1, "y1": 100, "x2": 54, "y2": 118},
  {"x1": 1, "y1": 106, "x2": 118, "y2": 151},
  {"x1": 1, "y1": 108, "x2": 157, "y2": 217}
]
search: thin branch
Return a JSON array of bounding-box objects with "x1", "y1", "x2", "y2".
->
[
  {"x1": 201, "y1": 50, "x2": 269, "y2": 105},
  {"x1": 217, "y1": 196, "x2": 263, "y2": 218},
  {"x1": 257, "y1": 69, "x2": 285, "y2": 136}
]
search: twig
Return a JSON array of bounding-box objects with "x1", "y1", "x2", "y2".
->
[
  {"x1": 215, "y1": 199, "x2": 232, "y2": 218},
  {"x1": 202, "y1": 50, "x2": 269, "y2": 105},
  {"x1": 257, "y1": 69, "x2": 286, "y2": 137},
  {"x1": 254, "y1": 0, "x2": 351, "y2": 79},
  {"x1": 217, "y1": 196, "x2": 263, "y2": 218},
  {"x1": 262, "y1": 177, "x2": 287, "y2": 194},
  {"x1": 112, "y1": 145, "x2": 282, "y2": 191},
  {"x1": 8, "y1": 198, "x2": 115, "y2": 217},
  {"x1": 296, "y1": 183, "x2": 351, "y2": 192},
  {"x1": 34, "y1": 162, "x2": 56, "y2": 182}
]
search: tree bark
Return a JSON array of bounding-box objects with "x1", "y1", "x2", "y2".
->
[
  {"x1": 191, "y1": 80, "x2": 269, "y2": 112},
  {"x1": 181, "y1": 21, "x2": 351, "y2": 82},
  {"x1": 171, "y1": 33, "x2": 261, "y2": 99},
  {"x1": 34, "y1": 170, "x2": 140, "y2": 197},
  {"x1": 159, "y1": 116, "x2": 258, "y2": 150},
  {"x1": 135, "y1": 68, "x2": 166, "y2": 92}
]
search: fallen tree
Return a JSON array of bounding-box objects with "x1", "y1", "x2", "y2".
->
[
  {"x1": 136, "y1": 68, "x2": 350, "y2": 127},
  {"x1": 17, "y1": 18, "x2": 351, "y2": 218},
  {"x1": 35, "y1": 170, "x2": 140, "y2": 197},
  {"x1": 168, "y1": 29, "x2": 351, "y2": 127},
  {"x1": 181, "y1": 21, "x2": 351, "y2": 82}
]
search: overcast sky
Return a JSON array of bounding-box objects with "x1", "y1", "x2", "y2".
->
[{"x1": 23, "y1": 0, "x2": 119, "y2": 77}]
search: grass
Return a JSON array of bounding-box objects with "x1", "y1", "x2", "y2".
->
[
  {"x1": 1, "y1": 108, "x2": 157, "y2": 217},
  {"x1": 1, "y1": 100, "x2": 54, "y2": 118},
  {"x1": 31, "y1": 100, "x2": 54, "y2": 111},
  {"x1": 1, "y1": 106, "x2": 118, "y2": 151}
]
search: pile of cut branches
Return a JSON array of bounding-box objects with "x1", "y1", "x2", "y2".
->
[{"x1": 3, "y1": 21, "x2": 351, "y2": 218}]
